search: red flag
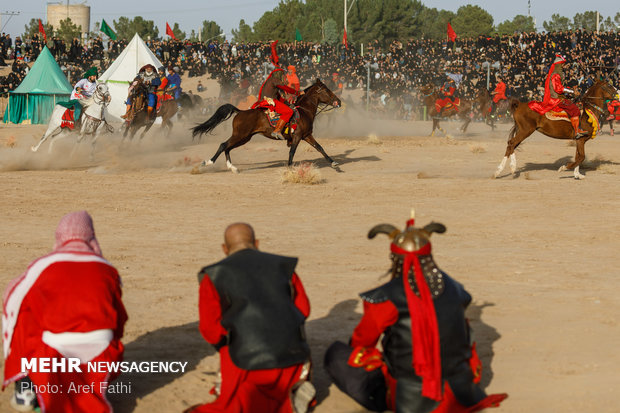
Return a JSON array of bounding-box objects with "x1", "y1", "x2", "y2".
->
[
  {"x1": 447, "y1": 22, "x2": 457, "y2": 42},
  {"x1": 38, "y1": 19, "x2": 47, "y2": 43},
  {"x1": 166, "y1": 22, "x2": 177, "y2": 40},
  {"x1": 270, "y1": 40, "x2": 280, "y2": 67},
  {"x1": 343, "y1": 29, "x2": 348, "y2": 49}
]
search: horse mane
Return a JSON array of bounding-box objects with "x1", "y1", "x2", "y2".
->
[{"x1": 297, "y1": 80, "x2": 320, "y2": 105}]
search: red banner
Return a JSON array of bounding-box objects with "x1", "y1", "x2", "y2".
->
[
  {"x1": 38, "y1": 19, "x2": 47, "y2": 43},
  {"x1": 343, "y1": 29, "x2": 348, "y2": 49},
  {"x1": 447, "y1": 23, "x2": 457, "y2": 42},
  {"x1": 166, "y1": 22, "x2": 177, "y2": 40}
]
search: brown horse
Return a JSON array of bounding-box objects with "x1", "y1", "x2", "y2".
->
[
  {"x1": 477, "y1": 88, "x2": 513, "y2": 130},
  {"x1": 192, "y1": 79, "x2": 341, "y2": 173},
  {"x1": 419, "y1": 84, "x2": 483, "y2": 135},
  {"x1": 494, "y1": 80, "x2": 619, "y2": 179},
  {"x1": 122, "y1": 79, "x2": 177, "y2": 140}
]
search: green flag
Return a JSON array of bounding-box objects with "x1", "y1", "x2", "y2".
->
[
  {"x1": 295, "y1": 28, "x2": 302, "y2": 41},
  {"x1": 100, "y1": 19, "x2": 117, "y2": 40}
]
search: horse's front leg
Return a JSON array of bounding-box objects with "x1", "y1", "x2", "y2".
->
[
  {"x1": 32, "y1": 127, "x2": 60, "y2": 152},
  {"x1": 303, "y1": 134, "x2": 338, "y2": 168},
  {"x1": 560, "y1": 137, "x2": 587, "y2": 179}
]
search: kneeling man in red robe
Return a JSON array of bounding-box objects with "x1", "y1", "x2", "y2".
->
[{"x1": 3, "y1": 211, "x2": 127, "y2": 412}]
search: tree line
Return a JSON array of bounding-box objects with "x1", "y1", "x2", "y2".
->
[{"x1": 23, "y1": 1, "x2": 620, "y2": 46}]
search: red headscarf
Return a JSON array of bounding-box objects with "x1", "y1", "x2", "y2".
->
[
  {"x1": 53, "y1": 211, "x2": 102, "y2": 256},
  {"x1": 390, "y1": 218, "x2": 442, "y2": 401}
]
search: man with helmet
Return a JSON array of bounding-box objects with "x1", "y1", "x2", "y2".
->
[
  {"x1": 528, "y1": 54, "x2": 587, "y2": 138},
  {"x1": 324, "y1": 212, "x2": 508, "y2": 413},
  {"x1": 121, "y1": 64, "x2": 161, "y2": 120}
]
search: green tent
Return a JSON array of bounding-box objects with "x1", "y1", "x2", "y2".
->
[{"x1": 3, "y1": 46, "x2": 73, "y2": 124}]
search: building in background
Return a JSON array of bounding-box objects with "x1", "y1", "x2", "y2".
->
[{"x1": 47, "y1": 1, "x2": 90, "y2": 36}]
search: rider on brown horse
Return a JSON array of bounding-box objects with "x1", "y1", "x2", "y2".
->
[
  {"x1": 435, "y1": 76, "x2": 457, "y2": 115},
  {"x1": 491, "y1": 74, "x2": 507, "y2": 113},
  {"x1": 528, "y1": 54, "x2": 587, "y2": 138},
  {"x1": 251, "y1": 41, "x2": 300, "y2": 140}
]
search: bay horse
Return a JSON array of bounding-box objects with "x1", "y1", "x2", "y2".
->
[
  {"x1": 419, "y1": 84, "x2": 480, "y2": 135},
  {"x1": 494, "y1": 80, "x2": 619, "y2": 179},
  {"x1": 477, "y1": 88, "x2": 513, "y2": 130},
  {"x1": 122, "y1": 79, "x2": 177, "y2": 140},
  {"x1": 192, "y1": 79, "x2": 341, "y2": 173}
]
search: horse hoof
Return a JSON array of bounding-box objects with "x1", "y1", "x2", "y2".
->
[
  {"x1": 575, "y1": 174, "x2": 585, "y2": 180},
  {"x1": 558, "y1": 165, "x2": 567, "y2": 172},
  {"x1": 331, "y1": 161, "x2": 339, "y2": 168},
  {"x1": 230, "y1": 167, "x2": 239, "y2": 174},
  {"x1": 201, "y1": 160, "x2": 213, "y2": 167},
  {"x1": 30, "y1": 146, "x2": 38, "y2": 152}
]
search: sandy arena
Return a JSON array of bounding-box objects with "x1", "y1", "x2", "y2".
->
[{"x1": 1, "y1": 96, "x2": 620, "y2": 412}]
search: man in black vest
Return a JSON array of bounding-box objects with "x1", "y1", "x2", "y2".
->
[
  {"x1": 324, "y1": 214, "x2": 508, "y2": 413},
  {"x1": 190, "y1": 223, "x2": 315, "y2": 413}
]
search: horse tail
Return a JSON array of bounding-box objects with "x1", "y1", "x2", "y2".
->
[
  {"x1": 192, "y1": 104, "x2": 240, "y2": 139},
  {"x1": 508, "y1": 123, "x2": 518, "y2": 141},
  {"x1": 508, "y1": 98, "x2": 520, "y2": 114}
]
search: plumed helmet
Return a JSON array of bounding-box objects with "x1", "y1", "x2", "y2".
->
[{"x1": 553, "y1": 54, "x2": 566, "y2": 65}]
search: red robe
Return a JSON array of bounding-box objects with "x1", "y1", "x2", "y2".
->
[
  {"x1": 3, "y1": 251, "x2": 127, "y2": 413},
  {"x1": 528, "y1": 60, "x2": 567, "y2": 114},
  {"x1": 192, "y1": 272, "x2": 310, "y2": 413},
  {"x1": 492, "y1": 81, "x2": 507, "y2": 103},
  {"x1": 608, "y1": 100, "x2": 620, "y2": 121}
]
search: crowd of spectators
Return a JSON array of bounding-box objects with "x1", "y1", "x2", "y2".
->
[{"x1": 1, "y1": 29, "x2": 619, "y2": 119}]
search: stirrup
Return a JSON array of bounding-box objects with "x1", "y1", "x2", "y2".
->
[
  {"x1": 271, "y1": 131, "x2": 284, "y2": 140},
  {"x1": 574, "y1": 131, "x2": 587, "y2": 139}
]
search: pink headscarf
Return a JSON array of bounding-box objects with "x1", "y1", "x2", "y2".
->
[{"x1": 53, "y1": 211, "x2": 102, "y2": 256}]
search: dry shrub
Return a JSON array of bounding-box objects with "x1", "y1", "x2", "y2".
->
[
  {"x1": 281, "y1": 162, "x2": 325, "y2": 184},
  {"x1": 366, "y1": 134, "x2": 382, "y2": 145},
  {"x1": 3, "y1": 136, "x2": 16, "y2": 148},
  {"x1": 417, "y1": 172, "x2": 431, "y2": 179},
  {"x1": 468, "y1": 144, "x2": 487, "y2": 154}
]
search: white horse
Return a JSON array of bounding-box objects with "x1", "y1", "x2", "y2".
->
[{"x1": 31, "y1": 83, "x2": 114, "y2": 155}]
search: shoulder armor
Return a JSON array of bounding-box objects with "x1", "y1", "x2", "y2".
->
[{"x1": 360, "y1": 286, "x2": 389, "y2": 304}]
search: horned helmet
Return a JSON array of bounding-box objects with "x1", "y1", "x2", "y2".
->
[{"x1": 368, "y1": 210, "x2": 447, "y2": 296}]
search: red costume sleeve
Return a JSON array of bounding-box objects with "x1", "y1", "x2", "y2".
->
[
  {"x1": 275, "y1": 84, "x2": 299, "y2": 95},
  {"x1": 551, "y1": 74, "x2": 564, "y2": 95},
  {"x1": 350, "y1": 300, "x2": 398, "y2": 348},
  {"x1": 291, "y1": 272, "x2": 310, "y2": 318},
  {"x1": 198, "y1": 275, "x2": 227, "y2": 345}
]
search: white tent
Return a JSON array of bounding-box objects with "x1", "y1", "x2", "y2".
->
[{"x1": 99, "y1": 33, "x2": 162, "y2": 121}]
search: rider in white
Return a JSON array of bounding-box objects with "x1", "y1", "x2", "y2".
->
[{"x1": 71, "y1": 67, "x2": 98, "y2": 100}]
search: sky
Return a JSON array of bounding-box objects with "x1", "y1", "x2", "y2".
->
[{"x1": 1, "y1": 0, "x2": 619, "y2": 40}]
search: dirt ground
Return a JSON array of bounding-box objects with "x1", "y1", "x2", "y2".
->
[{"x1": 1, "y1": 106, "x2": 620, "y2": 413}]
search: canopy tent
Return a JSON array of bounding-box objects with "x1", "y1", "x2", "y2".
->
[
  {"x1": 2, "y1": 46, "x2": 73, "y2": 124},
  {"x1": 99, "y1": 33, "x2": 163, "y2": 121}
]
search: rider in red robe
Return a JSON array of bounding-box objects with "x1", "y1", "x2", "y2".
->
[
  {"x1": 607, "y1": 99, "x2": 620, "y2": 136},
  {"x1": 251, "y1": 41, "x2": 299, "y2": 140},
  {"x1": 528, "y1": 54, "x2": 587, "y2": 138},
  {"x1": 491, "y1": 76, "x2": 507, "y2": 104},
  {"x1": 435, "y1": 77, "x2": 457, "y2": 114}
]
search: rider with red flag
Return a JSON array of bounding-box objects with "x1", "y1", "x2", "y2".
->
[
  {"x1": 528, "y1": 54, "x2": 587, "y2": 138},
  {"x1": 252, "y1": 41, "x2": 300, "y2": 140}
]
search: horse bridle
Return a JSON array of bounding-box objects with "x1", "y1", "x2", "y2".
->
[
  {"x1": 582, "y1": 82, "x2": 617, "y2": 115},
  {"x1": 298, "y1": 84, "x2": 339, "y2": 116},
  {"x1": 93, "y1": 85, "x2": 110, "y2": 107}
]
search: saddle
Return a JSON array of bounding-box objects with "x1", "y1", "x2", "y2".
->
[{"x1": 544, "y1": 109, "x2": 572, "y2": 122}]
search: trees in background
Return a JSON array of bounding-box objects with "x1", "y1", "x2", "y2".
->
[{"x1": 113, "y1": 16, "x2": 159, "y2": 41}]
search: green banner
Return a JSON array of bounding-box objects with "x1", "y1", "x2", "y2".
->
[
  {"x1": 101, "y1": 19, "x2": 117, "y2": 40},
  {"x1": 295, "y1": 28, "x2": 302, "y2": 41}
]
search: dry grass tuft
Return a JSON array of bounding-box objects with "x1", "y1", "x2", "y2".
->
[
  {"x1": 3, "y1": 136, "x2": 16, "y2": 148},
  {"x1": 417, "y1": 172, "x2": 431, "y2": 179},
  {"x1": 366, "y1": 134, "x2": 382, "y2": 145},
  {"x1": 468, "y1": 144, "x2": 487, "y2": 154},
  {"x1": 523, "y1": 172, "x2": 536, "y2": 180},
  {"x1": 281, "y1": 162, "x2": 325, "y2": 184}
]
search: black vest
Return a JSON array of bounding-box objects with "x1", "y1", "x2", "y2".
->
[
  {"x1": 361, "y1": 270, "x2": 486, "y2": 410},
  {"x1": 198, "y1": 249, "x2": 310, "y2": 370}
]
